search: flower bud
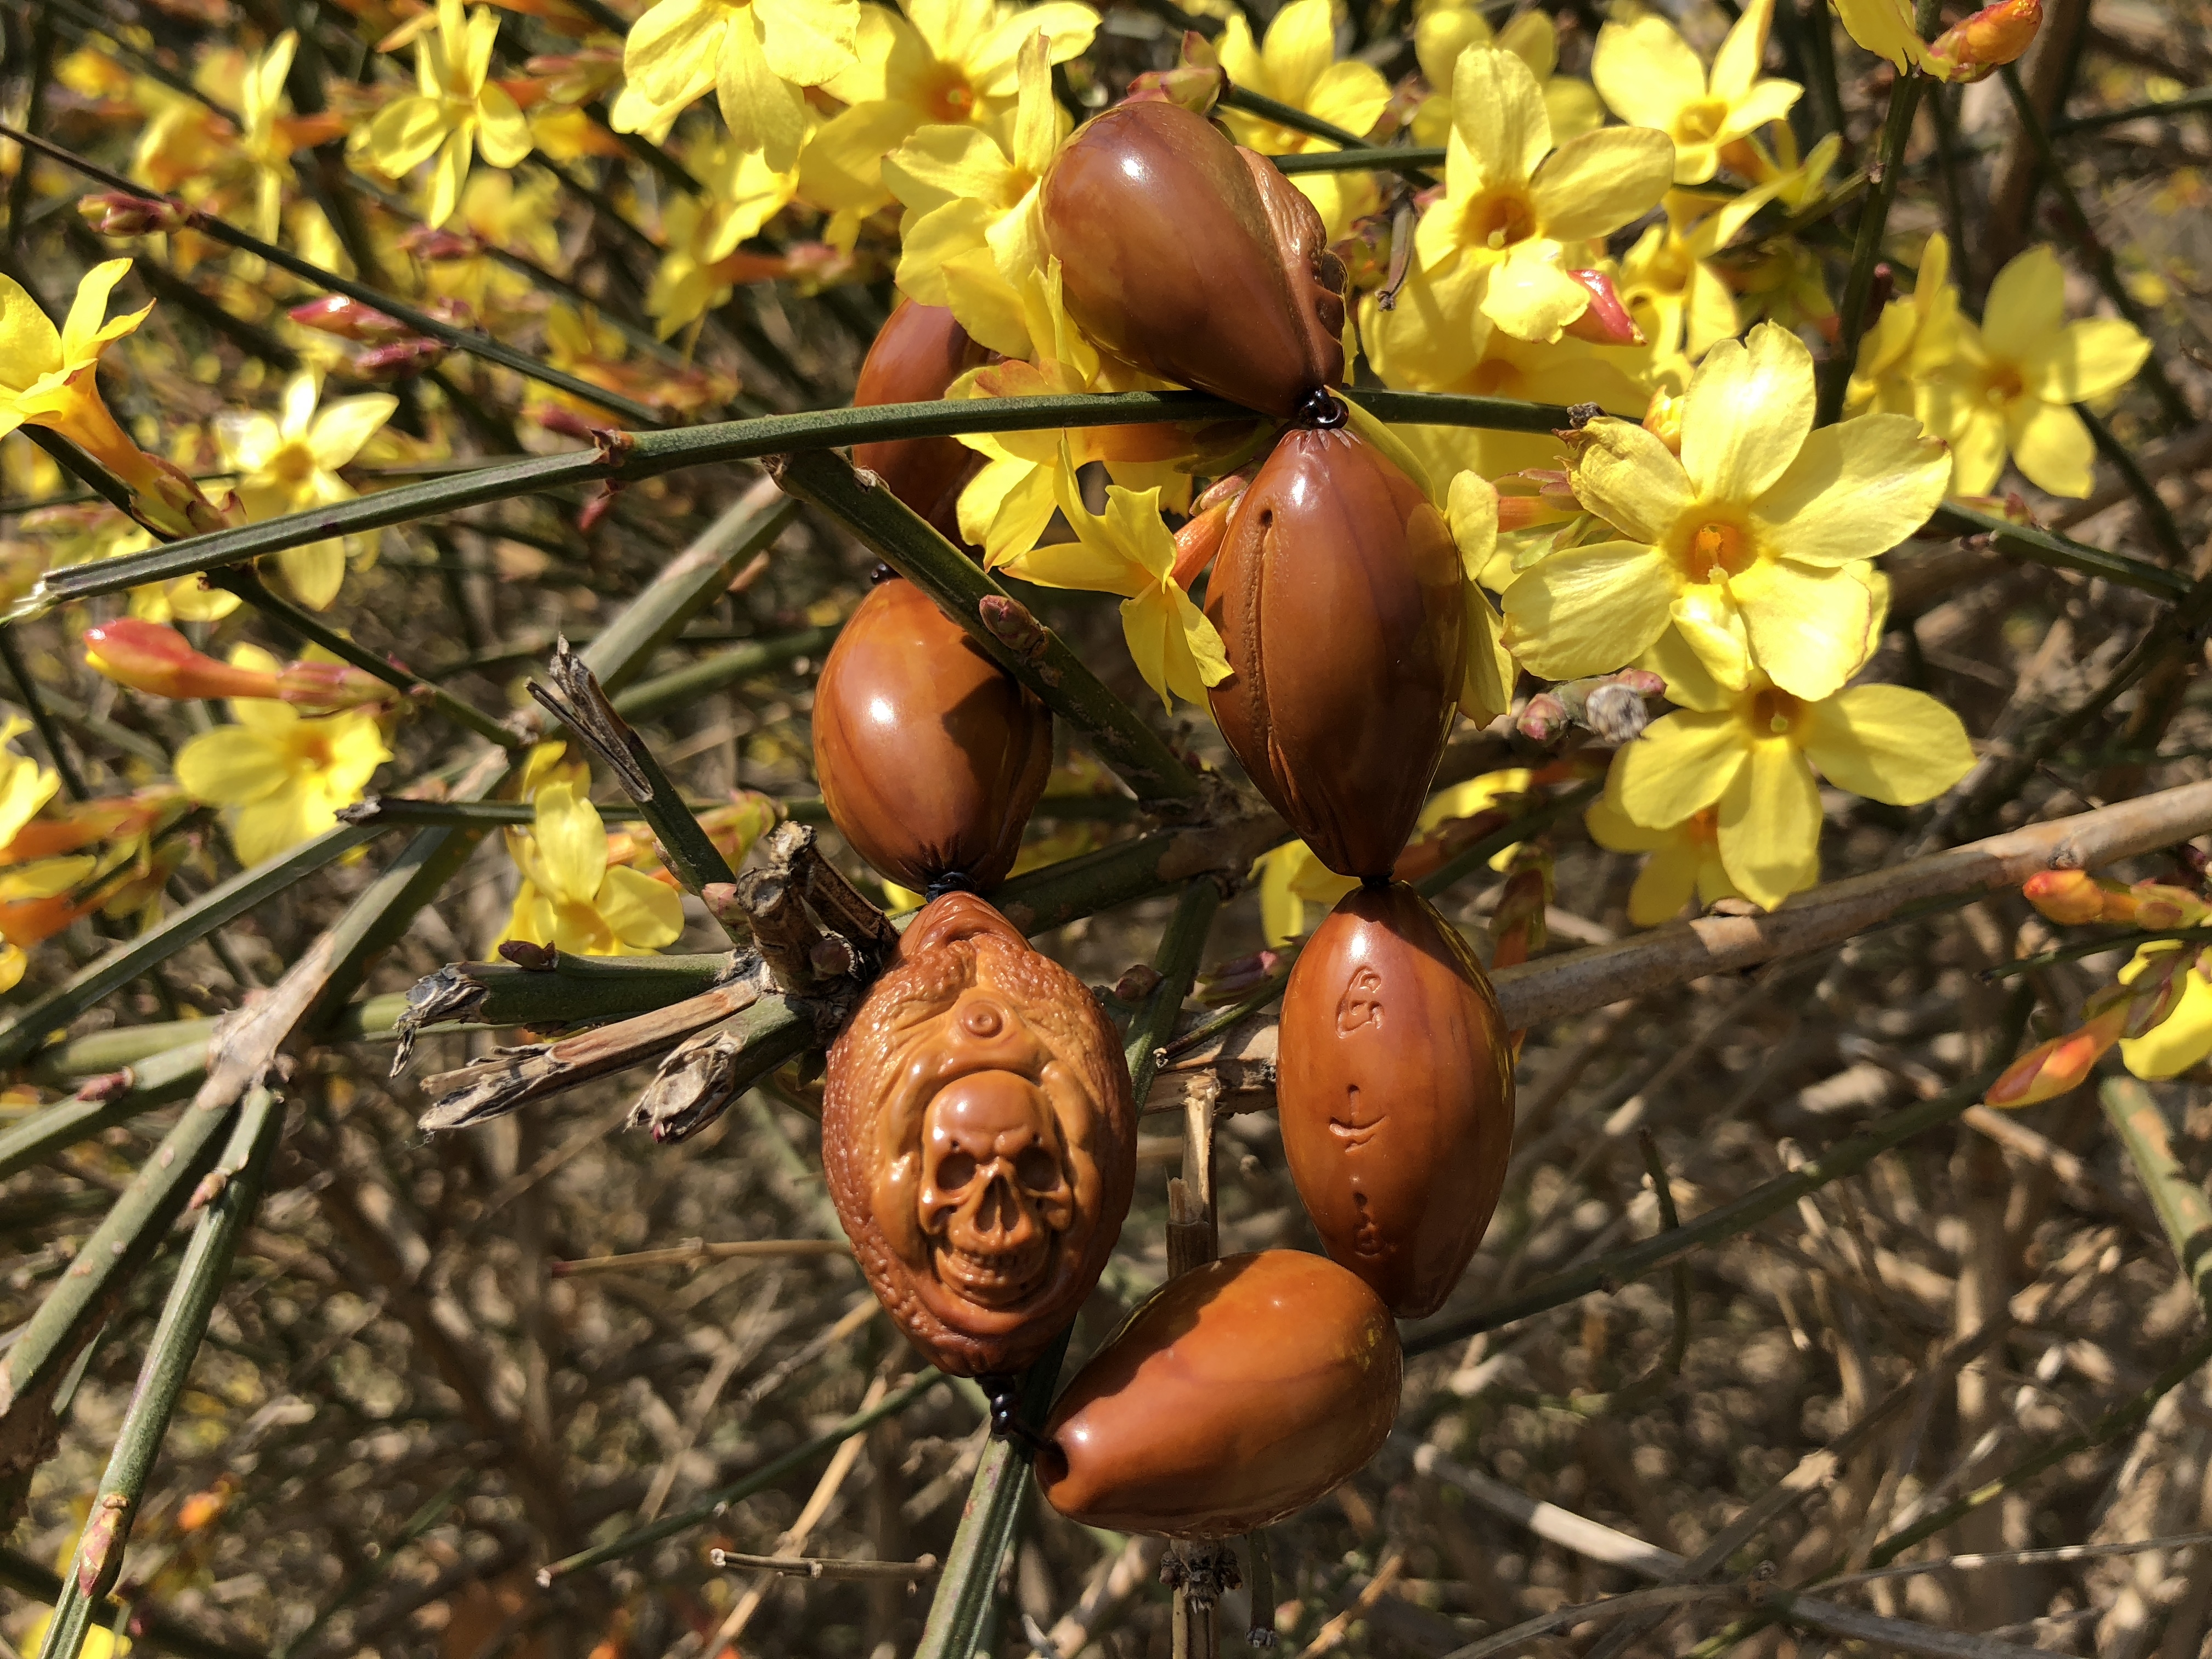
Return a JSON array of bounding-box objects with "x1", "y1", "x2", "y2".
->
[
  {"x1": 2125, "y1": 883, "x2": 2208, "y2": 931},
  {"x1": 1039, "y1": 1250, "x2": 1400, "y2": 1536},
  {"x1": 1642, "y1": 388, "x2": 1687, "y2": 453},
  {"x1": 1278, "y1": 884, "x2": 1513, "y2": 1316},
  {"x1": 291, "y1": 294, "x2": 410, "y2": 343},
  {"x1": 1206, "y1": 427, "x2": 1464, "y2": 878},
  {"x1": 2022, "y1": 869, "x2": 2131, "y2": 926},
  {"x1": 78, "y1": 191, "x2": 192, "y2": 236},
  {"x1": 1122, "y1": 31, "x2": 1227, "y2": 115},
  {"x1": 822, "y1": 891, "x2": 1136, "y2": 1376},
  {"x1": 84, "y1": 621, "x2": 277, "y2": 701},
  {"x1": 851, "y1": 300, "x2": 995, "y2": 545},
  {"x1": 812, "y1": 577, "x2": 1052, "y2": 893},
  {"x1": 1926, "y1": 0, "x2": 2042, "y2": 81},
  {"x1": 1042, "y1": 100, "x2": 1345, "y2": 421},
  {"x1": 351, "y1": 338, "x2": 450, "y2": 380},
  {"x1": 1559, "y1": 270, "x2": 1644, "y2": 346},
  {"x1": 1984, "y1": 1006, "x2": 2125, "y2": 1108}
]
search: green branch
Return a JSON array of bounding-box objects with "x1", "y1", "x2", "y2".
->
[
  {"x1": 1268, "y1": 145, "x2": 1446, "y2": 177},
  {"x1": 1820, "y1": 67, "x2": 1928, "y2": 425},
  {"x1": 1927, "y1": 501, "x2": 2193, "y2": 599},
  {"x1": 21, "y1": 387, "x2": 1573, "y2": 614}
]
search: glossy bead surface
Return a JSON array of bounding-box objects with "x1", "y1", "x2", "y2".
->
[
  {"x1": 822, "y1": 893, "x2": 1137, "y2": 1377},
  {"x1": 812, "y1": 577, "x2": 1052, "y2": 893},
  {"x1": 1039, "y1": 1250, "x2": 1400, "y2": 1537},
  {"x1": 1205, "y1": 427, "x2": 1464, "y2": 878},
  {"x1": 851, "y1": 300, "x2": 994, "y2": 544},
  {"x1": 1278, "y1": 883, "x2": 1514, "y2": 1318},
  {"x1": 1041, "y1": 101, "x2": 1345, "y2": 420}
]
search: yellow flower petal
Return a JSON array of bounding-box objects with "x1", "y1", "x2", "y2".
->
[
  {"x1": 1570, "y1": 417, "x2": 1692, "y2": 544},
  {"x1": 1451, "y1": 44, "x2": 1550, "y2": 191},
  {"x1": 176, "y1": 727, "x2": 286, "y2": 807},
  {"x1": 2120, "y1": 958, "x2": 2212, "y2": 1080},
  {"x1": 1715, "y1": 738, "x2": 1821, "y2": 910},
  {"x1": 1750, "y1": 413, "x2": 1949, "y2": 567},
  {"x1": 2029, "y1": 317, "x2": 2150, "y2": 404},
  {"x1": 1799, "y1": 682, "x2": 1973, "y2": 805},
  {"x1": 1612, "y1": 706, "x2": 1743, "y2": 827},
  {"x1": 1727, "y1": 560, "x2": 1870, "y2": 702},
  {"x1": 1681, "y1": 322, "x2": 1815, "y2": 505},
  {"x1": 1982, "y1": 245, "x2": 2066, "y2": 343},
  {"x1": 1529, "y1": 127, "x2": 1674, "y2": 244},
  {"x1": 596, "y1": 864, "x2": 686, "y2": 950},
  {"x1": 533, "y1": 782, "x2": 610, "y2": 903},
  {"x1": 2008, "y1": 399, "x2": 2096, "y2": 498},
  {"x1": 1667, "y1": 583, "x2": 1752, "y2": 692},
  {"x1": 1502, "y1": 540, "x2": 1679, "y2": 680},
  {"x1": 1589, "y1": 14, "x2": 1706, "y2": 134},
  {"x1": 754, "y1": 0, "x2": 860, "y2": 84}
]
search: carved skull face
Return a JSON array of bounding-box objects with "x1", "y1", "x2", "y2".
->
[{"x1": 917, "y1": 1070, "x2": 1075, "y2": 1308}]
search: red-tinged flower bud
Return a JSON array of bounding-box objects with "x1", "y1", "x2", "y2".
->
[
  {"x1": 1122, "y1": 33, "x2": 1227, "y2": 115},
  {"x1": 2125, "y1": 883, "x2": 2208, "y2": 931},
  {"x1": 1559, "y1": 270, "x2": 1644, "y2": 346},
  {"x1": 1042, "y1": 100, "x2": 1345, "y2": 421},
  {"x1": 1984, "y1": 1006, "x2": 2125, "y2": 1108},
  {"x1": 1643, "y1": 388, "x2": 1687, "y2": 453},
  {"x1": 1169, "y1": 492, "x2": 1238, "y2": 590},
  {"x1": 2022, "y1": 868, "x2": 2121, "y2": 925},
  {"x1": 78, "y1": 190, "x2": 192, "y2": 236},
  {"x1": 84, "y1": 620, "x2": 279, "y2": 702},
  {"x1": 290, "y1": 294, "x2": 411, "y2": 342},
  {"x1": 1517, "y1": 691, "x2": 1570, "y2": 742},
  {"x1": 399, "y1": 224, "x2": 486, "y2": 261},
  {"x1": 531, "y1": 404, "x2": 618, "y2": 442},
  {"x1": 1489, "y1": 861, "x2": 1550, "y2": 971},
  {"x1": 1206, "y1": 426, "x2": 1465, "y2": 878},
  {"x1": 851, "y1": 300, "x2": 996, "y2": 545},
  {"x1": 1195, "y1": 947, "x2": 1284, "y2": 1005},
  {"x1": 1927, "y1": 0, "x2": 2042, "y2": 81},
  {"x1": 272, "y1": 660, "x2": 396, "y2": 710},
  {"x1": 351, "y1": 338, "x2": 449, "y2": 380}
]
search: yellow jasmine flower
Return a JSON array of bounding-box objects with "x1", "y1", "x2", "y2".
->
[
  {"x1": 1413, "y1": 8, "x2": 1600, "y2": 148},
  {"x1": 1605, "y1": 657, "x2": 1971, "y2": 912},
  {"x1": 363, "y1": 0, "x2": 535, "y2": 228},
  {"x1": 953, "y1": 264, "x2": 1198, "y2": 563},
  {"x1": 425, "y1": 168, "x2": 565, "y2": 316},
  {"x1": 617, "y1": 0, "x2": 860, "y2": 171},
  {"x1": 1440, "y1": 469, "x2": 1525, "y2": 727},
  {"x1": 884, "y1": 30, "x2": 1064, "y2": 358},
  {"x1": 648, "y1": 133, "x2": 806, "y2": 337},
  {"x1": 992, "y1": 458, "x2": 1231, "y2": 710},
  {"x1": 1503, "y1": 323, "x2": 1949, "y2": 702},
  {"x1": 1367, "y1": 44, "x2": 1672, "y2": 371},
  {"x1": 1838, "y1": 0, "x2": 2043, "y2": 82},
  {"x1": 174, "y1": 647, "x2": 392, "y2": 867},
  {"x1": 0, "y1": 262, "x2": 223, "y2": 540},
  {"x1": 1217, "y1": 0, "x2": 1392, "y2": 240},
  {"x1": 1848, "y1": 230, "x2": 1964, "y2": 421},
  {"x1": 2117, "y1": 944, "x2": 2212, "y2": 1080},
  {"x1": 800, "y1": 0, "x2": 1097, "y2": 223},
  {"x1": 1922, "y1": 245, "x2": 2151, "y2": 499},
  {"x1": 238, "y1": 31, "x2": 302, "y2": 243},
  {"x1": 0, "y1": 718, "x2": 60, "y2": 852},
  {"x1": 1585, "y1": 797, "x2": 1738, "y2": 926},
  {"x1": 497, "y1": 781, "x2": 686, "y2": 956},
  {"x1": 1592, "y1": 0, "x2": 1801, "y2": 185},
  {"x1": 1617, "y1": 181, "x2": 1786, "y2": 372},
  {"x1": 214, "y1": 372, "x2": 399, "y2": 610}
]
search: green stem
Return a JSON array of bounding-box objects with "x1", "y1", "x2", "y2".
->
[
  {"x1": 38, "y1": 1089, "x2": 285, "y2": 1659},
  {"x1": 1926, "y1": 501, "x2": 2192, "y2": 599},
  {"x1": 24, "y1": 387, "x2": 1572, "y2": 613},
  {"x1": 0, "y1": 1041, "x2": 210, "y2": 1182},
  {"x1": 1268, "y1": 145, "x2": 1446, "y2": 176},
  {"x1": 1998, "y1": 66, "x2": 2194, "y2": 429},
  {"x1": 539, "y1": 1370, "x2": 946, "y2": 1580},
  {"x1": 580, "y1": 491, "x2": 803, "y2": 692},
  {"x1": 772, "y1": 448, "x2": 1206, "y2": 809},
  {"x1": 0, "y1": 125, "x2": 667, "y2": 428},
  {"x1": 2051, "y1": 87, "x2": 2212, "y2": 134},
  {"x1": 611, "y1": 624, "x2": 840, "y2": 719},
  {"x1": 0, "y1": 619, "x2": 89, "y2": 800},
  {"x1": 0, "y1": 1547, "x2": 259, "y2": 1659},
  {"x1": 2080, "y1": 404, "x2": 2193, "y2": 565},
  {"x1": 210, "y1": 567, "x2": 521, "y2": 749},
  {"x1": 1820, "y1": 67, "x2": 1926, "y2": 425}
]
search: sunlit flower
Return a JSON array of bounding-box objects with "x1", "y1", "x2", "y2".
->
[
  {"x1": 174, "y1": 647, "x2": 392, "y2": 866},
  {"x1": 1923, "y1": 245, "x2": 2151, "y2": 499},
  {"x1": 0, "y1": 262, "x2": 227, "y2": 540},
  {"x1": 1504, "y1": 323, "x2": 1950, "y2": 701},
  {"x1": 1838, "y1": 0, "x2": 2042, "y2": 81},
  {"x1": 885, "y1": 31, "x2": 1065, "y2": 358},
  {"x1": 990, "y1": 452, "x2": 1231, "y2": 710},
  {"x1": 1366, "y1": 43, "x2": 1672, "y2": 375},
  {"x1": 1586, "y1": 797, "x2": 1737, "y2": 925},
  {"x1": 362, "y1": 0, "x2": 535, "y2": 227},
  {"x1": 1413, "y1": 8, "x2": 1600, "y2": 147},
  {"x1": 616, "y1": 0, "x2": 860, "y2": 171},
  {"x1": 1217, "y1": 0, "x2": 1391, "y2": 240},
  {"x1": 1604, "y1": 649, "x2": 1972, "y2": 911},
  {"x1": 1592, "y1": 0, "x2": 1801, "y2": 185},
  {"x1": 1848, "y1": 230, "x2": 1964, "y2": 422},
  {"x1": 648, "y1": 132, "x2": 805, "y2": 336},
  {"x1": 800, "y1": 0, "x2": 1097, "y2": 226},
  {"x1": 214, "y1": 372, "x2": 398, "y2": 608},
  {"x1": 497, "y1": 781, "x2": 685, "y2": 956},
  {"x1": 239, "y1": 31, "x2": 304, "y2": 242},
  {"x1": 2116, "y1": 944, "x2": 2212, "y2": 1079},
  {"x1": 1617, "y1": 182, "x2": 1786, "y2": 373}
]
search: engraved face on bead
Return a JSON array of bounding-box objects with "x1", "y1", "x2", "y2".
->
[{"x1": 821, "y1": 894, "x2": 1137, "y2": 1376}]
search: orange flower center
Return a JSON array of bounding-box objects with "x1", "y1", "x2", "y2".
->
[
  {"x1": 1750, "y1": 685, "x2": 1803, "y2": 737},
  {"x1": 1684, "y1": 518, "x2": 1753, "y2": 582},
  {"x1": 1464, "y1": 189, "x2": 1538, "y2": 251},
  {"x1": 1673, "y1": 98, "x2": 1731, "y2": 144},
  {"x1": 1981, "y1": 362, "x2": 2025, "y2": 405},
  {"x1": 926, "y1": 69, "x2": 979, "y2": 122}
]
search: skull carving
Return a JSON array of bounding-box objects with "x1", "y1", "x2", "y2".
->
[{"x1": 822, "y1": 892, "x2": 1136, "y2": 1376}]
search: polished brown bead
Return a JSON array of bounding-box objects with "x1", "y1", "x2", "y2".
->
[
  {"x1": 1038, "y1": 1250, "x2": 1400, "y2": 1537},
  {"x1": 821, "y1": 893, "x2": 1137, "y2": 1376},
  {"x1": 1205, "y1": 427, "x2": 1465, "y2": 878},
  {"x1": 1278, "y1": 883, "x2": 1514, "y2": 1318},
  {"x1": 851, "y1": 299, "x2": 994, "y2": 544},
  {"x1": 812, "y1": 577, "x2": 1052, "y2": 893},
  {"x1": 1040, "y1": 100, "x2": 1345, "y2": 421}
]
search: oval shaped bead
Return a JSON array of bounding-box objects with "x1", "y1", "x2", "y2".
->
[
  {"x1": 822, "y1": 892, "x2": 1137, "y2": 1376},
  {"x1": 1041, "y1": 100, "x2": 1344, "y2": 420},
  {"x1": 851, "y1": 300, "x2": 994, "y2": 544},
  {"x1": 1205, "y1": 427, "x2": 1465, "y2": 878},
  {"x1": 1039, "y1": 1250, "x2": 1400, "y2": 1537},
  {"x1": 1278, "y1": 882, "x2": 1515, "y2": 1318},
  {"x1": 812, "y1": 577, "x2": 1052, "y2": 893}
]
